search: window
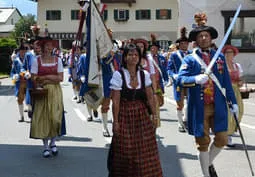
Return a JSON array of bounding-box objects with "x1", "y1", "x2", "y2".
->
[
  {"x1": 102, "y1": 10, "x2": 108, "y2": 21},
  {"x1": 11, "y1": 18, "x2": 14, "y2": 25},
  {"x1": 221, "y1": 10, "x2": 255, "y2": 52},
  {"x1": 71, "y1": 10, "x2": 80, "y2": 20},
  {"x1": 159, "y1": 40, "x2": 172, "y2": 51},
  {"x1": 114, "y1": 9, "x2": 129, "y2": 21},
  {"x1": 156, "y1": 9, "x2": 171, "y2": 20},
  {"x1": 136, "y1": 10, "x2": 151, "y2": 20},
  {"x1": 46, "y1": 10, "x2": 61, "y2": 20}
]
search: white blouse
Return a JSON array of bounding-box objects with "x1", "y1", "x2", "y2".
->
[
  {"x1": 110, "y1": 68, "x2": 152, "y2": 90},
  {"x1": 31, "y1": 57, "x2": 64, "y2": 74}
]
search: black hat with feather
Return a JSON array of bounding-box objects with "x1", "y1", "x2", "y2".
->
[
  {"x1": 150, "y1": 33, "x2": 160, "y2": 49},
  {"x1": 175, "y1": 27, "x2": 191, "y2": 43},
  {"x1": 189, "y1": 12, "x2": 218, "y2": 41}
]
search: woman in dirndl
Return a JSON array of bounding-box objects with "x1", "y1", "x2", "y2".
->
[
  {"x1": 108, "y1": 43, "x2": 163, "y2": 177},
  {"x1": 30, "y1": 37, "x2": 66, "y2": 158},
  {"x1": 222, "y1": 45, "x2": 244, "y2": 147}
]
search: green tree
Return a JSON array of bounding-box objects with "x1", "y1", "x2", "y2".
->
[
  {"x1": 0, "y1": 38, "x2": 17, "y2": 74},
  {"x1": 11, "y1": 14, "x2": 37, "y2": 43}
]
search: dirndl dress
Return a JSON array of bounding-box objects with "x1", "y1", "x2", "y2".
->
[
  {"x1": 30, "y1": 57, "x2": 66, "y2": 139},
  {"x1": 227, "y1": 68, "x2": 244, "y2": 135},
  {"x1": 108, "y1": 69, "x2": 163, "y2": 177}
]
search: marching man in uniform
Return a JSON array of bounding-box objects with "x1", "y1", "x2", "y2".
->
[
  {"x1": 167, "y1": 27, "x2": 191, "y2": 132},
  {"x1": 11, "y1": 44, "x2": 31, "y2": 122},
  {"x1": 177, "y1": 13, "x2": 238, "y2": 177}
]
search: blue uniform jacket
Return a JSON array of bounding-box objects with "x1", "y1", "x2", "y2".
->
[
  {"x1": 68, "y1": 55, "x2": 80, "y2": 81},
  {"x1": 154, "y1": 54, "x2": 169, "y2": 93},
  {"x1": 101, "y1": 53, "x2": 115, "y2": 98},
  {"x1": 77, "y1": 54, "x2": 89, "y2": 96},
  {"x1": 177, "y1": 49, "x2": 237, "y2": 137},
  {"x1": 167, "y1": 50, "x2": 191, "y2": 101},
  {"x1": 23, "y1": 51, "x2": 34, "y2": 104},
  {"x1": 10, "y1": 54, "x2": 32, "y2": 104}
]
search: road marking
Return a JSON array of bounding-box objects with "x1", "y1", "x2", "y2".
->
[
  {"x1": 165, "y1": 97, "x2": 255, "y2": 130},
  {"x1": 240, "y1": 123, "x2": 255, "y2": 130},
  {"x1": 74, "y1": 107, "x2": 113, "y2": 143},
  {"x1": 74, "y1": 108, "x2": 87, "y2": 121}
]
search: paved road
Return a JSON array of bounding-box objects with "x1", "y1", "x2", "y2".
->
[{"x1": 0, "y1": 73, "x2": 254, "y2": 177}]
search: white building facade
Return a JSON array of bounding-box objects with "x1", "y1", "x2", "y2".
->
[
  {"x1": 0, "y1": 8, "x2": 22, "y2": 37},
  {"x1": 178, "y1": 0, "x2": 255, "y2": 81},
  {"x1": 32, "y1": 0, "x2": 255, "y2": 79}
]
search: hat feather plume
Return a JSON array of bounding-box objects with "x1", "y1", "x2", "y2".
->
[
  {"x1": 150, "y1": 33, "x2": 157, "y2": 43},
  {"x1": 180, "y1": 27, "x2": 187, "y2": 38},
  {"x1": 194, "y1": 12, "x2": 207, "y2": 27}
]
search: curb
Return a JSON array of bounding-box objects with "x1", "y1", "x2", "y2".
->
[{"x1": 0, "y1": 76, "x2": 9, "y2": 79}]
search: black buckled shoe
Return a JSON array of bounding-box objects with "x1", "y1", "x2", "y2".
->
[
  {"x1": 18, "y1": 116, "x2": 25, "y2": 122},
  {"x1": 43, "y1": 149, "x2": 50, "y2": 158},
  {"x1": 209, "y1": 164, "x2": 218, "y2": 177},
  {"x1": 28, "y1": 111, "x2": 33, "y2": 119},
  {"x1": 87, "y1": 116, "x2": 93, "y2": 122},
  {"x1": 50, "y1": 145, "x2": 58, "y2": 156},
  {"x1": 103, "y1": 129, "x2": 110, "y2": 137},
  {"x1": 93, "y1": 110, "x2": 98, "y2": 118},
  {"x1": 178, "y1": 126, "x2": 186, "y2": 133}
]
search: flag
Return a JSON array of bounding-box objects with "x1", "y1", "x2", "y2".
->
[
  {"x1": 86, "y1": 0, "x2": 113, "y2": 86},
  {"x1": 99, "y1": 3, "x2": 107, "y2": 15}
]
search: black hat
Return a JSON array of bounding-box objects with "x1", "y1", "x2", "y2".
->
[
  {"x1": 176, "y1": 27, "x2": 191, "y2": 43},
  {"x1": 189, "y1": 12, "x2": 218, "y2": 42},
  {"x1": 150, "y1": 33, "x2": 160, "y2": 49},
  {"x1": 17, "y1": 44, "x2": 28, "y2": 51}
]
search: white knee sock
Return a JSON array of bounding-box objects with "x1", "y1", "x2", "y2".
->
[
  {"x1": 18, "y1": 104, "x2": 24, "y2": 117},
  {"x1": 86, "y1": 105, "x2": 92, "y2": 117},
  {"x1": 102, "y1": 113, "x2": 108, "y2": 131},
  {"x1": 209, "y1": 144, "x2": 222, "y2": 165},
  {"x1": 198, "y1": 151, "x2": 210, "y2": 177},
  {"x1": 27, "y1": 104, "x2": 32, "y2": 112},
  {"x1": 177, "y1": 110, "x2": 184, "y2": 127},
  {"x1": 183, "y1": 100, "x2": 188, "y2": 122}
]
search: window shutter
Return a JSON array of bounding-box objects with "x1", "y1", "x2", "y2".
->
[
  {"x1": 136, "y1": 10, "x2": 139, "y2": 20},
  {"x1": 168, "y1": 9, "x2": 171, "y2": 19},
  {"x1": 156, "y1": 9, "x2": 160, "y2": 19},
  {"x1": 71, "y1": 10, "x2": 74, "y2": 20},
  {"x1": 148, "y1": 10, "x2": 151, "y2": 19},
  {"x1": 126, "y1": 10, "x2": 129, "y2": 20},
  {"x1": 46, "y1": 11, "x2": 49, "y2": 20},
  {"x1": 114, "y1": 9, "x2": 118, "y2": 20},
  {"x1": 103, "y1": 10, "x2": 108, "y2": 21}
]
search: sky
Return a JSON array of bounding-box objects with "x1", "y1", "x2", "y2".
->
[{"x1": 0, "y1": 0, "x2": 37, "y2": 16}]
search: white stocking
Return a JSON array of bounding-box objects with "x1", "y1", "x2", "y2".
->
[
  {"x1": 209, "y1": 144, "x2": 222, "y2": 165},
  {"x1": 198, "y1": 151, "x2": 210, "y2": 177},
  {"x1": 102, "y1": 113, "x2": 108, "y2": 131}
]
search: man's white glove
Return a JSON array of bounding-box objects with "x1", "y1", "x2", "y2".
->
[
  {"x1": 195, "y1": 74, "x2": 209, "y2": 85},
  {"x1": 81, "y1": 1, "x2": 90, "y2": 12},
  {"x1": 230, "y1": 104, "x2": 239, "y2": 117},
  {"x1": 24, "y1": 71, "x2": 31, "y2": 79},
  {"x1": 173, "y1": 74, "x2": 178, "y2": 80},
  {"x1": 80, "y1": 75, "x2": 86, "y2": 83},
  {"x1": 12, "y1": 74, "x2": 19, "y2": 80}
]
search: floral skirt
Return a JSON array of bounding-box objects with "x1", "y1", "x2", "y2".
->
[
  {"x1": 30, "y1": 84, "x2": 66, "y2": 139},
  {"x1": 108, "y1": 100, "x2": 163, "y2": 177}
]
